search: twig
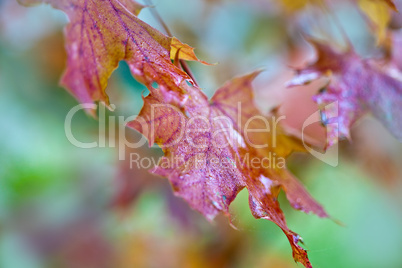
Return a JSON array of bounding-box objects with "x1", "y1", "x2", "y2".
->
[
  {"x1": 321, "y1": 0, "x2": 353, "y2": 50},
  {"x1": 144, "y1": 0, "x2": 199, "y2": 86}
]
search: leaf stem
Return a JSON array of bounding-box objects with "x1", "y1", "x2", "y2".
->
[
  {"x1": 144, "y1": 0, "x2": 172, "y2": 36},
  {"x1": 321, "y1": 0, "x2": 353, "y2": 50},
  {"x1": 144, "y1": 0, "x2": 199, "y2": 86}
]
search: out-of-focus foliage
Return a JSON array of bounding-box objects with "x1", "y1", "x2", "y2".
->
[
  {"x1": 0, "y1": 0, "x2": 402, "y2": 267},
  {"x1": 358, "y1": 0, "x2": 397, "y2": 44},
  {"x1": 288, "y1": 41, "x2": 402, "y2": 146}
]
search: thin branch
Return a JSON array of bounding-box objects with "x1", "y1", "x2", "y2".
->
[
  {"x1": 143, "y1": 0, "x2": 199, "y2": 86},
  {"x1": 143, "y1": 0, "x2": 172, "y2": 36},
  {"x1": 179, "y1": 60, "x2": 199, "y2": 87},
  {"x1": 321, "y1": 0, "x2": 353, "y2": 50}
]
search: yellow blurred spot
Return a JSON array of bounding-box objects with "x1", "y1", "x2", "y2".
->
[
  {"x1": 279, "y1": 0, "x2": 322, "y2": 12},
  {"x1": 280, "y1": 0, "x2": 308, "y2": 12},
  {"x1": 358, "y1": 0, "x2": 395, "y2": 44}
]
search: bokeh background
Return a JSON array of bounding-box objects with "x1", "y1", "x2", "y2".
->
[{"x1": 1, "y1": 0, "x2": 402, "y2": 267}]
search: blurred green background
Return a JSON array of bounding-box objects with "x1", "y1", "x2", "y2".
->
[{"x1": 0, "y1": 0, "x2": 402, "y2": 267}]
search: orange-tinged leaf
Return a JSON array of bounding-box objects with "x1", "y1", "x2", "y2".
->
[{"x1": 170, "y1": 37, "x2": 211, "y2": 65}]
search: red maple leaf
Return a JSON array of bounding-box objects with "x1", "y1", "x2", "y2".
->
[
  {"x1": 18, "y1": 1, "x2": 330, "y2": 266},
  {"x1": 287, "y1": 40, "x2": 402, "y2": 147},
  {"x1": 18, "y1": 0, "x2": 206, "y2": 110},
  {"x1": 128, "y1": 71, "x2": 327, "y2": 268}
]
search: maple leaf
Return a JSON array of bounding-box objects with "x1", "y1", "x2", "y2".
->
[
  {"x1": 128, "y1": 71, "x2": 327, "y2": 268},
  {"x1": 287, "y1": 40, "x2": 402, "y2": 146},
  {"x1": 358, "y1": 0, "x2": 398, "y2": 44},
  {"x1": 19, "y1": 1, "x2": 328, "y2": 266},
  {"x1": 18, "y1": 0, "x2": 206, "y2": 109}
]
